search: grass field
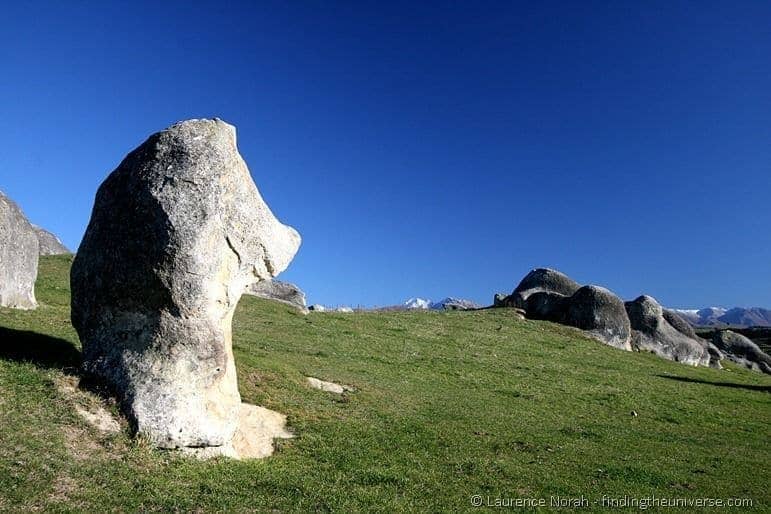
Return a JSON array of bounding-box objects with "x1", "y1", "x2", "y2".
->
[{"x1": 1, "y1": 255, "x2": 769, "y2": 512}]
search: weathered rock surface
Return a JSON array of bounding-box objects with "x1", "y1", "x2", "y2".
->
[
  {"x1": 71, "y1": 118, "x2": 301, "y2": 458},
  {"x1": 306, "y1": 376, "x2": 354, "y2": 394},
  {"x1": 504, "y1": 269, "x2": 630, "y2": 350},
  {"x1": 625, "y1": 296, "x2": 710, "y2": 366},
  {"x1": 664, "y1": 307, "x2": 723, "y2": 368},
  {"x1": 33, "y1": 225, "x2": 70, "y2": 255},
  {"x1": 711, "y1": 330, "x2": 771, "y2": 374},
  {"x1": 246, "y1": 279, "x2": 307, "y2": 312},
  {"x1": 0, "y1": 191, "x2": 39, "y2": 309},
  {"x1": 662, "y1": 309, "x2": 698, "y2": 339},
  {"x1": 522, "y1": 291, "x2": 568, "y2": 321},
  {"x1": 505, "y1": 268, "x2": 581, "y2": 308},
  {"x1": 563, "y1": 286, "x2": 632, "y2": 351}
]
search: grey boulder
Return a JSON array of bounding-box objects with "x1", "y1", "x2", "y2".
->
[
  {"x1": 563, "y1": 285, "x2": 631, "y2": 351},
  {"x1": 711, "y1": 330, "x2": 771, "y2": 374},
  {"x1": 505, "y1": 268, "x2": 581, "y2": 308},
  {"x1": 625, "y1": 296, "x2": 711, "y2": 367},
  {"x1": 508, "y1": 269, "x2": 630, "y2": 350},
  {"x1": 662, "y1": 308, "x2": 698, "y2": 339},
  {"x1": 522, "y1": 290, "x2": 568, "y2": 321},
  {"x1": 0, "y1": 191, "x2": 39, "y2": 309},
  {"x1": 33, "y1": 225, "x2": 70, "y2": 255},
  {"x1": 71, "y1": 119, "x2": 300, "y2": 458},
  {"x1": 246, "y1": 279, "x2": 307, "y2": 312}
]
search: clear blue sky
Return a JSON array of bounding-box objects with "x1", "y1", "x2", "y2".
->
[{"x1": 2, "y1": 1, "x2": 770, "y2": 308}]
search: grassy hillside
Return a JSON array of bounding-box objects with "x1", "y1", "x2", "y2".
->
[{"x1": 1, "y1": 256, "x2": 769, "y2": 512}]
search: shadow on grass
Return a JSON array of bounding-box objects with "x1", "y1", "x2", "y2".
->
[
  {"x1": 656, "y1": 374, "x2": 771, "y2": 393},
  {"x1": 0, "y1": 327, "x2": 81, "y2": 371}
]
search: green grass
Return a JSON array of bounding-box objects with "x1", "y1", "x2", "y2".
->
[{"x1": 1, "y1": 255, "x2": 769, "y2": 512}]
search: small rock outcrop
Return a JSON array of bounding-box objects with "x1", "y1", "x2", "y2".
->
[
  {"x1": 306, "y1": 377, "x2": 353, "y2": 394},
  {"x1": 71, "y1": 119, "x2": 301, "y2": 458},
  {"x1": 625, "y1": 296, "x2": 710, "y2": 366},
  {"x1": 563, "y1": 286, "x2": 632, "y2": 351},
  {"x1": 33, "y1": 225, "x2": 70, "y2": 255},
  {"x1": 0, "y1": 191, "x2": 39, "y2": 309},
  {"x1": 711, "y1": 330, "x2": 771, "y2": 374},
  {"x1": 505, "y1": 268, "x2": 581, "y2": 308},
  {"x1": 246, "y1": 279, "x2": 307, "y2": 312}
]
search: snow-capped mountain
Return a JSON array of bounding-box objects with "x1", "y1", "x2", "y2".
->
[
  {"x1": 670, "y1": 307, "x2": 771, "y2": 327},
  {"x1": 404, "y1": 298, "x2": 432, "y2": 310},
  {"x1": 400, "y1": 297, "x2": 482, "y2": 311},
  {"x1": 430, "y1": 297, "x2": 482, "y2": 311}
]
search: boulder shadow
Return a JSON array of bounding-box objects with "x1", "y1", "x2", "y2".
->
[
  {"x1": 656, "y1": 374, "x2": 771, "y2": 393},
  {"x1": 0, "y1": 327, "x2": 81, "y2": 372}
]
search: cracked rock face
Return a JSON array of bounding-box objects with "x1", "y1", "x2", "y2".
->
[
  {"x1": 0, "y1": 191, "x2": 39, "y2": 309},
  {"x1": 71, "y1": 119, "x2": 300, "y2": 456}
]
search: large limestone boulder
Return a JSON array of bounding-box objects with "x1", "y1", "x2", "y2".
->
[
  {"x1": 505, "y1": 268, "x2": 580, "y2": 308},
  {"x1": 563, "y1": 285, "x2": 631, "y2": 351},
  {"x1": 625, "y1": 296, "x2": 710, "y2": 366},
  {"x1": 711, "y1": 330, "x2": 771, "y2": 374},
  {"x1": 662, "y1": 309, "x2": 698, "y2": 339},
  {"x1": 506, "y1": 269, "x2": 630, "y2": 350},
  {"x1": 246, "y1": 279, "x2": 307, "y2": 312},
  {"x1": 0, "y1": 191, "x2": 39, "y2": 309},
  {"x1": 33, "y1": 225, "x2": 70, "y2": 255},
  {"x1": 664, "y1": 308, "x2": 723, "y2": 368},
  {"x1": 522, "y1": 290, "x2": 568, "y2": 321},
  {"x1": 71, "y1": 119, "x2": 300, "y2": 458}
]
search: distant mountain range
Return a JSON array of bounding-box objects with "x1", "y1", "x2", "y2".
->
[
  {"x1": 402, "y1": 297, "x2": 483, "y2": 311},
  {"x1": 670, "y1": 307, "x2": 771, "y2": 327}
]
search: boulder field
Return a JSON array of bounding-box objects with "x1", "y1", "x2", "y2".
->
[
  {"x1": 71, "y1": 118, "x2": 300, "y2": 458},
  {"x1": 497, "y1": 268, "x2": 741, "y2": 370}
]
